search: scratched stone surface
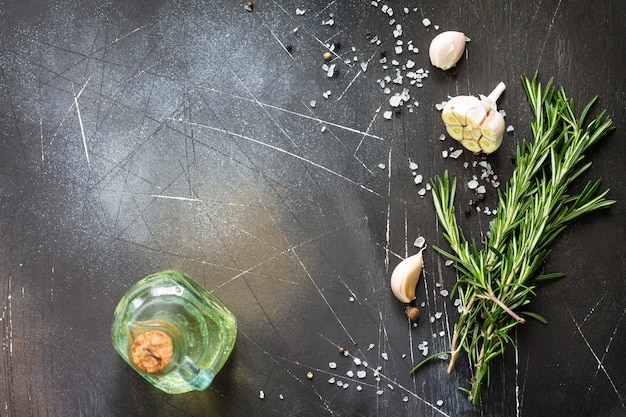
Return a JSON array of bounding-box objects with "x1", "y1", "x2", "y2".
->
[{"x1": 1, "y1": 1, "x2": 625, "y2": 416}]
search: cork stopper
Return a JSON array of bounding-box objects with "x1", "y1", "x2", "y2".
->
[{"x1": 130, "y1": 330, "x2": 174, "y2": 374}]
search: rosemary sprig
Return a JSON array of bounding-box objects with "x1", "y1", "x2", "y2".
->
[{"x1": 429, "y1": 74, "x2": 615, "y2": 404}]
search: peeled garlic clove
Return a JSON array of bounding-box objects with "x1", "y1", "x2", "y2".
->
[
  {"x1": 477, "y1": 111, "x2": 505, "y2": 153},
  {"x1": 390, "y1": 250, "x2": 424, "y2": 303},
  {"x1": 429, "y1": 31, "x2": 469, "y2": 71}
]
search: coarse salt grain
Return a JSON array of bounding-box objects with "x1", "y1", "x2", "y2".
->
[
  {"x1": 414, "y1": 174, "x2": 423, "y2": 185},
  {"x1": 329, "y1": 362, "x2": 337, "y2": 369},
  {"x1": 414, "y1": 236, "x2": 425, "y2": 248},
  {"x1": 357, "y1": 370, "x2": 367, "y2": 379},
  {"x1": 383, "y1": 111, "x2": 393, "y2": 120},
  {"x1": 422, "y1": 18, "x2": 431, "y2": 27}
]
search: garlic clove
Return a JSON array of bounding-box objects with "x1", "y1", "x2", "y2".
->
[
  {"x1": 390, "y1": 250, "x2": 424, "y2": 303},
  {"x1": 429, "y1": 31, "x2": 469, "y2": 71}
]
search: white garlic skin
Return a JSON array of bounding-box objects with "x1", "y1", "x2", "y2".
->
[
  {"x1": 429, "y1": 31, "x2": 469, "y2": 71},
  {"x1": 390, "y1": 251, "x2": 424, "y2": 303}
]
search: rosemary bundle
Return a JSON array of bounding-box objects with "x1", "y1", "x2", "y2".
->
[{"x1": 427, "y1": 74, "x2": 616, "y2": 403}]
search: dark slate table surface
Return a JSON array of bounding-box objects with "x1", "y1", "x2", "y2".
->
[{"x1": 1, "y1": 1, "x2": 625, "y2": 416}]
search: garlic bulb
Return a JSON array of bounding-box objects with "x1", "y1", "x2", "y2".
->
[
  {"x1": 429, "y1": 31, "x2": 469, "y2": 71},
  {"x1": 390, "y1": 250, "x2": 424, "y2": 303},
  {"x1": 441, "y1": 82, "x2": 506, "y2": 154}
]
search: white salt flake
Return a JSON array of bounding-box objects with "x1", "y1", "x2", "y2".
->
[
  {"x1": 376, "y1": 389, "x2": 384, "y2": 396},
  {"x1": 444, "y1": 259, "x2": 454, "y2": 267},
  {"x1": 357, "y1": 385, "x2": 363, "y2": 391},
  {"x1": 414, "y1": 174, "x2": 423, "y2": 185},
  {"x1": 422, "y1": 18, "x2": 432, "y2": 27},
  {"x1": 450, "y1": 149, "x2": 463, "y2": 159},
  {"x1": 259, "y1": 390, "x2": 265, "y2": 399},
  {"x1": 368, "y1": 343, "x2": 375, "y2": 351},
  {"x1": 409, "y1": 161, "x2": 418, "y2": 170},
  {"x1": 310, "y1": 100, "x2": 316, "y2": 108},
  {"x1": 378, "y1": 163, "x2": 386, "y2": 170},
  {"x1": 357, "y1": 370, "x2": 367, "y2": 379},
  {"x1": 354, "y1": 358, "x2": 362, "y2": 366},
  {"x1": 467, "y1": 179, "x2": 479, "y2": 190},
  {"x1": 361, "y1": 62, "x2": 368, "y2": 72},
  {"x1": 418, "y1": 188, "x2": 427, "y2": 196},
  {"x1": 329, "y1": 362, "x2": 337, "y2": 369},
  {"x1": 402, "y1": 396, "x2": 409, "y2": 402},
  {"x1": 295, "y1": 8, "x2": 306, "y2": 15},
  {"x1": 437, "y1": 400, "x2": 444, "y2": 406},
  {"x1": 383, "y1": 111, "x2": 393, "y2": 120},
  {"x1": 439, "y1": 133, "x2": 446, "y2": 141},
  {"x1": 440, "y1": 289, "x2": 449, "y2": 297},
  {"x1": 346, "y1": 370, "x2": 354, "y2": 377},
  {"x1": 381, "y1": 352, "x2": 389, "y2": 360},
  {"x1": 476, "y1": 185, "x2": 487, "y2": 194},
  {"x1": 507, "y1": 125, "x2": 515, "y2": 132},
  {"x1": 413, "y1": 236, "x2": 426, "y2": 248}
]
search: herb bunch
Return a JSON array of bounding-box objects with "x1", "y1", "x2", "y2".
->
[{"x1": 426, "y1": 74, "x2": 616, "y2": 403}]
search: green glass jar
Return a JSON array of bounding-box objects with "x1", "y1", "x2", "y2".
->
[{"x1": 111, "y1": 270, "x2": 237, "y2": 394}]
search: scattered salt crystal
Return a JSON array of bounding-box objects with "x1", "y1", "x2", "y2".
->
[
  {"x1": 476, "y1": 185, "x2": 487, "y2": 194},
  {"x1": 368, "y1": 343, "x2": 375, "y2": 351},
  {"x1": 295, "y1": 8, "x2": 306, "y2": 15},
  {"x1": 260, "y1": 390, "x2": 265, "y2": 399},
  {"x1": 449, "y1": 149, "x2": 463, "y2": 159},
  {"x1": 436, "y1": 400, "x2": 444, "y2": 406},
  {"x1": 444, "y1": 259, "x2": 454, "y2": 267},
  {"x1": 434, "y1": 25, "x2": 440, "y2": 30},
  {"x1": 442, "y1": 150, "x2": 449, "y2": 158},
  {"x1": 328, "y1": 376, "x2": 335, "y2": 383},
  {"x1": 376, "y1": 390, "x2": 384, "y2": 396},
  {"x1": 383, "y1": 111, "x2": 393, "y2": 120},
  {"x1": 409, "y1": 161, "x2": 418, "y2": 170},
  {"x1": 357, "y1": 385, "x2": 363, "y2": 391},
  {"x1": 321, "y1": 126, "x2": 326, "y2": 133},
  {"x1": 336, "y1": 380, "x2": 343, "y2": 387},
  {"x1": 422, "y1": 18, "x2": 432, "y2": 27},
  {"x1": 435, "y1": 312, "x2": 443, "y2": 319},
  {"x1": 413, "y1": 236, "x2": 426, "y2": 248},
  {"x1": 395, "y1": 45, "x2": 403, "y2": 54},
  {"x1": 346, "y1": 370, "x2": 354, "y2": 377},
  {"x1": 389, "y1": 94, "x2": 402, "y2": 107},
  {"x1": 381, "y1": 352, "x2": 389, "y2": 360},
  {"x1": 435, "y1": 103, "x2": 445, "y2": 111},
  {"x1": 418, "y1": 188, "x2": 427, "y2": 196},
  {"x1": 361, "y1": 62, "x2": 368, "y2": 72},
  {"x1": 329, "y1": 362, "x2": 337, "y2": 369},
  {"x1": 440, "y1": 289, "x2": 449, "y2": 297},
  {"x1": 454, "y1": 298, "x2": 462, "y2": 306},
  {"x1": 310, "y1": 100, "x2": 316, "y2": 108},
  {"x1": 402, "y1": 396, "x2": 409, "y2": 402},
  {"x1": 279, "y1": 394, "x2": 284, "y2": 400},
  {"x1": 429, "y1": 316, "x2": 435, "y2": 323},
  {"x1": 378, "y1": 163, "x2": 386, "y2": 169},
  {"x1": 406, "y1": 59, "x2": 415, "y2": 69},
  {"x1": 354, "y1": 358, "x2": 362, "y2": 366},
  {"x1": 467, "y1": 179, "x2": 479, "y2": 189},
  {"x1": 326, "y1": 64, "x2": 336, "y2": 77},
  {"x1": 322, "y1": 90, "x2": 331, "y2": 99},
  {"x1": 357, "y1": 370, "x2": 367, "y2": 379},
  {"x1": 506, "y1": 125, "x2": 514, "y2": 132},
  {"x1": 439, "y1": 330, "x2": 445, "y2": 337},
  {"x1": 387, "y1": 384, "x2": 394, "y2": 390},
  {"x1": 349, "y1": 296, "x2": 355, "y2": 302},
  {"x1": 414, "y1": 174, "x2": 423, "y2": 185},
  {"x1": 439, "y1": 134, "x2": 446, "y2": 141}
]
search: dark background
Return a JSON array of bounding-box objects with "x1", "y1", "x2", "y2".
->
[{"x1": 1, "y1": 0, "x2": 625, "y2": 416}]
